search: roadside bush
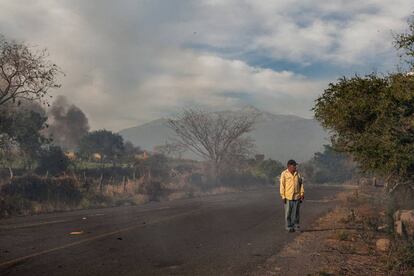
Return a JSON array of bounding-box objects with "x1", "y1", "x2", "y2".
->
[
  {"x1": 0, "y1": 195, "x2": 33, "y2": 217},
  {"x1": 252, "y1": 159, "x2": 284, "y2": 183},
  {"x1": 303, "y1": 145, "x2": 357, "y2": 184},
  {"x1": 1, "y1": 174, "x2": 81, "y2": 205},
  {"x1": 335, "y1": 230, "x2": 350, "y2": 241},
  {"x1": 387, "y1": 240, "x2": 414, "y2": 273},
  {"x1": 138, "y1": 180, "x2": 162, "y2": 201},
  {"x1": 80, "y1": 192, "x2": 114, "y2": 208},
  {"x1": 219, "y1": 172, "x2": 267, "y2": 188},
  {"x1": 36, "y1": 146, "x2": 70, "y2": 176},
  {"x1": 140, "y1": 153, "x2": 169, "y2": 178}
]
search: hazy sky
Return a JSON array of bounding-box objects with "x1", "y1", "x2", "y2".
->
[{"x1": 1, "y1": 0, "x2": 413, "y2": 131}]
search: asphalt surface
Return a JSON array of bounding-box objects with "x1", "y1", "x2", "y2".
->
[{"x1": 0, "y1": 185, "x2": 344, "y2": 276}]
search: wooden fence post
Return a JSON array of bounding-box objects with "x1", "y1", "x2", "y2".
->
[{"x1": 99, "y1": 174, "x2": 104, "y2": 193}]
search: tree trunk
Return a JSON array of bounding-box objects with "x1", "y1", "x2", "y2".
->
[
  {"x1": 212, "y1": 161, "x2": 221, "y2": 186},
  {"x1": 384, "y1": 173, "x2": 394, "y2": 193},
  {"x1": 99, "y1": 173, "x2": 104, "y2": 193},
  {"x1": 8, "y1": 166, "x2": 13, "y2": 181}
]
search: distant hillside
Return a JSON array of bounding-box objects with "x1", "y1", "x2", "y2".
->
[{"x1": 118, "y1": 107, "x2": 329, "y2": 162}]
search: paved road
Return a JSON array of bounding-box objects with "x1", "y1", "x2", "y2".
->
[{"x1": 0, "y1": 185, "x2": 344, "y2": 275}]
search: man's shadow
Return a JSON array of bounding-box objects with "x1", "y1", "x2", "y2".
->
[{"x1": 301, "y1": 227, "x2": 362, "y2": 232}]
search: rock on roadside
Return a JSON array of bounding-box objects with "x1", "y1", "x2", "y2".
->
[
  {"x1": 376, "y1": 238, "x2": 390, "y2": 252},
  {"x1": 394, "y1": 210, "x2": 414, "y2": 238}
]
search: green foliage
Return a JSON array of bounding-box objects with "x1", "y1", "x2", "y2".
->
[
  {"x1": 1, "y1": 175, "x2": 81, "y2": 204},
  {"x1": 122, "y1": 141, "x2": 143, "y2": 163},
  {"x1": 0, "y1": 194, "x2": 33, "y2": 217},
  {"x1": 395, "y1": 15, "x2": 414, "y2": 68},
  {"x1": 252, "y1": 159, "x2": 284, "y2": 183},
  {"x1": 36, "y1": 145, "x2": 70, "y2": 176},
  {"x1": 314, "y1": 18, "x2": 414, "y2": 189},
  {"x1": 14, "y1": 110, "x2": 49, "y2": 158},
  {"x1": 387, "y1": 240, "x2": 414, "y2": 273},
  {"x1": 335, "y1": 230, "x2": 350, "y2": 241},
  {"x1": 314, "y1": 74, "x2": 414, "y2": 186},
  {"x1": 1, "y1": 108, "x2": 48, "y2": 158},
  {"x1": 0, "y1": 105, "x2": 49, "y2": 171},
  {"x1": 308, "y1": 145, "x2": 356, "y2": 183},
  {"x1": 79, "y1": 129, "x2": 125, "y2": 163}
]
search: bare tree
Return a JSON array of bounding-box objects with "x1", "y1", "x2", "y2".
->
[
  {"x1": 0, "y1": 35, "x2": 61, "y2": 107},
  {"x1": 221, "y1": 136, "x2": 256, "y2": 174},
  {"x1": 167, "y1": 108, "x2": 258, "y2": 180},
  {"x1": 154, "y1": 142, "x2": 187, "y2": 159}
]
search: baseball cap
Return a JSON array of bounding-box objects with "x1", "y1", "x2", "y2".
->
[{"x1": 287, "y1": 159, "x2": 297, "y2": 166}]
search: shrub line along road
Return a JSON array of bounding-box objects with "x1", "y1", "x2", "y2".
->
[{"x1": 0, "y1": 185, "x2": 344, "y2": 275}]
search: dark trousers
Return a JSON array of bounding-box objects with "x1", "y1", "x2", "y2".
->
[{"x1": 285, "y1": 199, "x2": 300, "y2": 230}]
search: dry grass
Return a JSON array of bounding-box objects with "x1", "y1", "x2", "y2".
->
[
  {"x1": 203, "y1": 186, "x2": 238, "y2": 195},
  {"x1": 103, "y1": 180, "x2": 138, "y2": 196},
  {"x1": 0, "y1": 169, "x2": 268, "y2": 218},
  {"x1": 167, "y1": 191, "x2": 190, "y2": 201},
  {"x1": 334, "y1": 229, "x2": 351, "y2": 241}
]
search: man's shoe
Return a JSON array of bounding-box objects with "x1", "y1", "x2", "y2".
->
[{"x1": 288, "y1": 228, "x2": 295, "y2": 233}]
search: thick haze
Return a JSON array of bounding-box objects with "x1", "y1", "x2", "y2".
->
[{"x1": 1, "y1": 0, "x2": 412, "y2": 130}]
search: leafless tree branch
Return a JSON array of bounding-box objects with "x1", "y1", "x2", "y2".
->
[
  {"x1": 0, "y1": 35, "x2": 62, "y2": 107},
  {"x1": 167, "y1": 108, "x2": 258, "y2": 180}
]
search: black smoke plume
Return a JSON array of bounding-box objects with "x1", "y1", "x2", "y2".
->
[{"x1": 47, "y1": 96, "x2": 89, "y2": 150}]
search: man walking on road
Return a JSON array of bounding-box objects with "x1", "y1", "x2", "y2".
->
[{"x1": 280, "y1": 159, "x2": 304, "y2": 232}]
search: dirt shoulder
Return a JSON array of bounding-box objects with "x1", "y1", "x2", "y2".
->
[{"x1": 254, "y1": 184, "x2": 394, "y2": 275}]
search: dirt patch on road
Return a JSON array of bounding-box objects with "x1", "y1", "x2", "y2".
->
[{"x1": 254, "y1": 185, "x2": 392, "y2": 275}]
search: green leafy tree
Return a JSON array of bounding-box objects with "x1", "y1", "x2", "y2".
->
[
  {"x1": 310, "y1": 145, "x2": 356, "y2": 183},
  {"x1": 314, "y1": 74, "x2": 414, "y2": 191},
  {"x1": 314, "y1": 17, "x2": 414, "y2": 192},
  {"x1": 253, "y1": 159, "x2": 284, "y2": 183},
  {"x1": 122, "y1": 141, "x2": 143, "y2": 164},
  {"x1": 0, "y1": 104, "x2": 49, "y2": 170},
  {"x1": 0, "y1": 35, "x2": 61, "y2": 174},
  {"x1": 79, "y1": 130, "x2": 125, "y2": 166},
  {"x1": 12, "y1": 109, "x2": 48, "y2": 160},
  {"x1": 395, "y1": 16, "x2": 414, "y2": 68}
]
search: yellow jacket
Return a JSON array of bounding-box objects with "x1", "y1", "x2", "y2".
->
[{"x1": 279, "y1": 169, "x2": 304, "y2": 200}]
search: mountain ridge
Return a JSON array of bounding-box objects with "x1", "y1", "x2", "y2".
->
[{"x1": 118, "y1": 108, "x2": 329, "y2": 162}]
